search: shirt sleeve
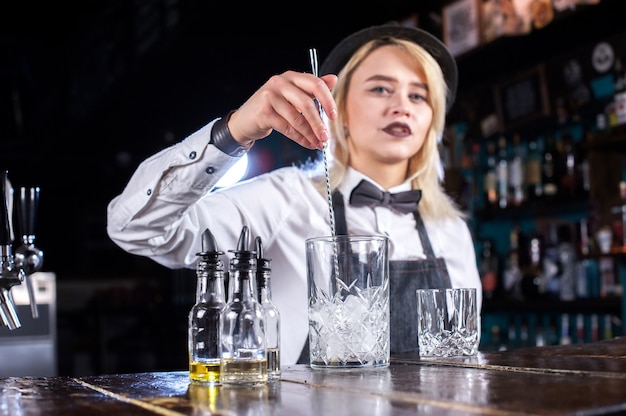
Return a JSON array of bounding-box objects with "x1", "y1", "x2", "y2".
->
[
  {"x1": 106, "y1": 119, "x2": 244, "y2": 267},
  {"x1": 106, "y1": 117, "x2": 329, "y2": 272}
]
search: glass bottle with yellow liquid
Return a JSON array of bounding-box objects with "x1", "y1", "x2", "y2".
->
[
  {"x1": 255, "y1": 236, "x2": 281, "y2": 381},
  {"x1": 220, "y1": 226, "x2": 267, "y2": 386},
  {"x1": 188, "y1": 228, "x2": 226, "y2": 385}
]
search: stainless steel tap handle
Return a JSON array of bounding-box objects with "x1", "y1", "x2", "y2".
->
[
  {"x1": 15, "y1": 186, "x2": 43, "y2": 318},
  {"x1": 16, "y1": 186, "x2": 43, "y2": 274},
  {"x1": 24, "y1": 274, "x2": 38, "y2": 318},
  {"x1": 0, "y1": 287, "x2": 20, "y2": 330},
  {"x1": 0, "y1": 171, "x2": 25, "y2": 328},
  {"x1": 0, "y1": 244, "x2": 23, "y2": 329}
]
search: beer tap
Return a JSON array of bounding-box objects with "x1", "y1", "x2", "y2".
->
[
  {"x1": 0, "y1": 171, "x2": 24, "y2": 329},
  {"x1": 14, "y1": 186, "x2": 43, "y2": 318}
]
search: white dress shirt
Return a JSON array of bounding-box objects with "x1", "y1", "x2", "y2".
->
[{"x1": 107, "y1": 118, "x2": 482, "y2": 364}]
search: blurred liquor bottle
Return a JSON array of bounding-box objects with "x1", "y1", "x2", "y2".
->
[
  {"x1": 524, "y1": 137, "x2": 543, "y2": 201},
  {"x1": 502, "y1": 226, "x2": 524, "y2": 300},
  {"x1": 484, "y1": 141, "x2": 498, "y2": 208},
  {"x1": 557, "y1": 132, "x2": 579, "y2": 199},
  {"x1": 508, "y1": 133, "x2": 525, "y2": 206},
  {"x1": 521, "y1": 233, "x2": 546, "y2": 300},
  {"x1": 496, "y1": 135, "x2": 509, "y2": 209},
  {"x1": 479, "y1": 238, "x2": 499, "y2": 300},
  {"x1": 612, "y1": 57, "x2": 626, "y2": 127},
  {"x1": 556, "y1": 225, "x2": 577, "y2": 301},
  {"x1": 542, "y1": 135, "x2": 559, "y2": 200}
]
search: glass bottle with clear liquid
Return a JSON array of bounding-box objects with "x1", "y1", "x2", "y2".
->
[
  {"x1": 220, "y1": 226, "x2": 267, "y2": 386},
  {"x1": 188, "y1": 228, "x2": 226, "y2": 385},
  {"x1": 255, "y1": 236, "x2": 281, "y2": 381}
]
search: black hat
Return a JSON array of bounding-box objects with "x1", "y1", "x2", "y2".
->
[{"x1": 320, "y1": 23, "x2": 458, "y2": 112}]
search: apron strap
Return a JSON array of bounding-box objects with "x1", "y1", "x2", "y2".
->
[
  {"x1": 413, "y1": 211, "x2": 436, "y2": 259},
  {"x1": 332, "y1": 191, "x2": 348, "y2": 235}
]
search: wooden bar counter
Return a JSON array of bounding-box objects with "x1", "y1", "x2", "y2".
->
[{"x1": 2, "y1": 337, "x2": 625, "y2": 415}]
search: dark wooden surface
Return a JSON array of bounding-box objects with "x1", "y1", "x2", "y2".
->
[{"x1": 2, "y1": 337, "x2": 625, "y2": 415}]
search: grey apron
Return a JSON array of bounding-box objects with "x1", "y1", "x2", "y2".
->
[{"x1": 297, "y1": 191, "x2": 452, "y2": 362}]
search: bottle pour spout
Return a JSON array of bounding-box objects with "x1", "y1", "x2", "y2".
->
[
  {"x1": 236, "y1": 225, "x2": 250, "y2": 252},
  {"x1": 199, "y1": 228, "x2": 223, "y2": 255},
  {"x1": 255, "y1": 236, "x2": 271, "y2": 291},
  {"x1": 197, "y1": 228, "x2": 224, "y2": 272}
]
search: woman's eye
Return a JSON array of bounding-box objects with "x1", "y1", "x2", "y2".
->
[
  {"x1": 371, "y1": 86, "x2": 389, "y2": 94},
  {"x1": 410, "y1": 93, "x2": 427, "y2": 102}
]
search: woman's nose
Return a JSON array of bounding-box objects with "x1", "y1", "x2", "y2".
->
[{"x1": 389, "y1": 95, "x2": 411, "y2": 116}]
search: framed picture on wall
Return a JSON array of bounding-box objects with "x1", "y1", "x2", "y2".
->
[
  {"x1": 443, "y1": 0, "x2": 481, "y2": 57},
  {"x1": 493, "y1": 64, "x2": 551, "y2": 130}
]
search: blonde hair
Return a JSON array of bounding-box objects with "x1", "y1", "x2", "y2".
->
[{"x1": 308, "y1": 36, "x2": 463, "y2": 222}]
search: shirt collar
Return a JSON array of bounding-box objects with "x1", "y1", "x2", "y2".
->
[{"x1": 339, "y1": 167, "x2": 412, "y2": 195}]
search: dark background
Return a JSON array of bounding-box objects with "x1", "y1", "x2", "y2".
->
[{"x1": 1, "y1": 0, "x2": 623, "y2": 376}]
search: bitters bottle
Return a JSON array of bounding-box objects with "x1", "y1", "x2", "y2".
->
[
  {"x1": 188, "y1": 228, "x2": 226, "y2": 385},
  {"x1": 255, "y1": 236, "x2": 281, "y2": 381},
  {"x1": 220, "y1": 226, "x2": 267, "y2": 385}
]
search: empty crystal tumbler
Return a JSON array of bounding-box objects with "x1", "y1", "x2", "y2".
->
[
  {"x1": 416, "y1": 288, "x2": 478, "y2": 357},
  {"x1": 306, "y1": 235, "x2": 390, "y2": 368}
]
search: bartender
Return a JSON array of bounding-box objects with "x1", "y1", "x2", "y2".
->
[{"x1": 107, "y1": 22, "x2": 482, "y2": 364}]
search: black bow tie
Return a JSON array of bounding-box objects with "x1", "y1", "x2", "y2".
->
[{"x1": 349, "y1": 179, "x2": 422, "y2": 214}]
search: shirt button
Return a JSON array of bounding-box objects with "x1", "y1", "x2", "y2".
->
[
  {"x1": 206, "y1": 166, "x2": 215, "y2": 174},
  {"x1": 189, "y1": 151, "x2": 197, "y2": 160},
  {"x1": 146, "y1": 189, "x2": 152, "y2": 196}
]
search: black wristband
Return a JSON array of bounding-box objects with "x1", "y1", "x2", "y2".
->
[{"x1": 210, "y1": 111, "x2": 253, "y2": 157}]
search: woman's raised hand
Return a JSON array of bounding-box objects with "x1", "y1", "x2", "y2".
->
[{"x1": 227, "y1": 71, "x2": 338, "y2": 150}]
